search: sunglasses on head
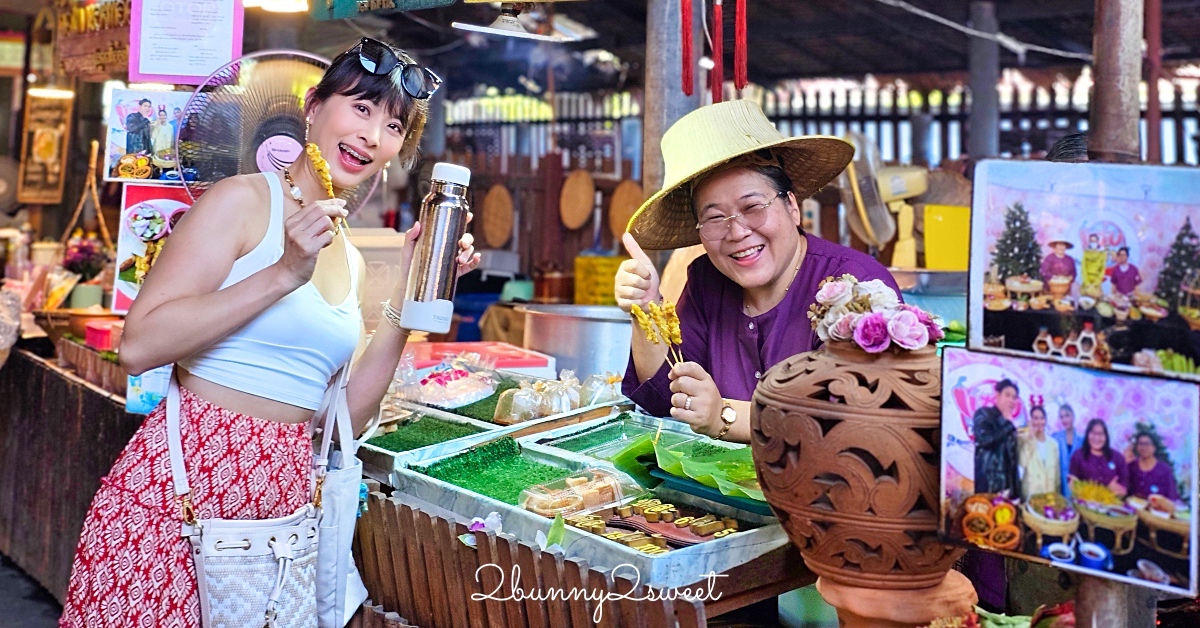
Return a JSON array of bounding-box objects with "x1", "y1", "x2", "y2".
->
[{"x1": 352, "y1": 37, "x2": 442, "y2": 100}]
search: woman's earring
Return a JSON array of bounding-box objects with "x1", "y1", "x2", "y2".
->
[
  {"x1": 304, "y1": 116, "x2": 311, "y2": 142},
  {"x1": 384, "y1": 161, "x2": 392, "y2": 169}
]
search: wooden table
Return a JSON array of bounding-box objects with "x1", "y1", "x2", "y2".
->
[{"x1": 0, "y1": 349, "x2": 142, "y2": 602}]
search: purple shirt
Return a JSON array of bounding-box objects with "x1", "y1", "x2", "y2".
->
[
  {"x1": 1069, "y1": 447, "x2": 1129, "y2": 491},
  {"x1": 623, "y1": 234, "x2": 901, "y2": 417},
  {"x1": 1107, "y1": 264, "x2": 1142, "y2": 296},
  {"x1": 1041, "y1": 253, "x2": 1077, "y2": 283},
  {"x1": 1128, "y1": 459, "x2": 1179, "y2": 501}
]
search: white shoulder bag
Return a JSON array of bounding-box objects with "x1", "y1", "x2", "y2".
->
[
  {"x1": 166, "y1": 376, "x2": 320, "y2": 628},
  {"x1": 311, "y1": 366, "x2": 370, "y2": 627}
]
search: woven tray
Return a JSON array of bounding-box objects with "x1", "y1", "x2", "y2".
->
[
  {"x1": 1138, "y1": 508, "x2": 1190, "y2": 536},
  {"x1": 1023, "y1": 503, "x2": 1080, "y2": 538},
  {"x1": 1077, "y1": 503, "x2": 1138, "y2": 531}
]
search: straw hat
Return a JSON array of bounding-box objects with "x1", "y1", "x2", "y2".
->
[
  {"x1": 627, "y1": 100, "x2": 854, "y2": 250},
  {"x1": 1046, "y1": 234, "x2": 1075, "y2": 249}
]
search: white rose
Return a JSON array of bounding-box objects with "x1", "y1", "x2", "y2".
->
[
  {"x1": 816, "y1": 317, "x2": 832, "y2": 342},
  {"x1": 856, "y1": 279, "x2": 900, "y2": 309}
]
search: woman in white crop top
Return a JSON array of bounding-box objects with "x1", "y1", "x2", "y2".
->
[{"x1": 60, "y1": 40, "x2": 476, "y2": 628}]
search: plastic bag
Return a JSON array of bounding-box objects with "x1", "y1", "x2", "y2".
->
[
  {"x1": 537, "y1": 380, "x2": 574, "y2": 416},
  {"x1": 557, "y1": 369, "x2": 582, "y2": 409},
  {"x1": 493, "y1": 382, "x2": 542, "y2": 425},
  {"x1": 581, "y1": 372, "x2": 623, "y2": 406}
]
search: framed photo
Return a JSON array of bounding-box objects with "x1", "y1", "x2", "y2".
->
[
  {"x1": 16, "y1": 91, "x2": 72, "y2": 204},
  {"x1": 969, "y1": 160, "x2": 1200, "y2": 378},
  {"x1": 104, "y1": 88, "x2": 194, "y2": 184},
  {"x1": 111, "y1": 183, "x2": 193, "y2": 314},
  {"x1": 940, "y1": 347, "x2": 1198, "y2": 596}
]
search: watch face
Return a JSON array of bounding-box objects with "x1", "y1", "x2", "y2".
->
[{"x1": 721, "y1": 405, "x2": 737, "y2": 424}]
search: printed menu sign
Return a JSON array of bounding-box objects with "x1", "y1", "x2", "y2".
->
[
  {"x1": 17, "y1": 92, "x2": 73, "y2": 205},
  {"x1": 130, "y1": 0, "x2": 243, "y2": 84}
]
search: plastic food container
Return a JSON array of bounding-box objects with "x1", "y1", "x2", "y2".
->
[{"x1": 519, "y1": 468, "x2": 644, "y2": 518}]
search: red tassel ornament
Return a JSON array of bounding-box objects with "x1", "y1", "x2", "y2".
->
[
  {"x1": 712, "y1": 0, "x2": 724, "y2": 103},
  {"x1": 734, "y1": 0, "x2": 748, "y2": 89},
  {"x1": 682, "y1": 0, "x2": 694, "y2": 96}
]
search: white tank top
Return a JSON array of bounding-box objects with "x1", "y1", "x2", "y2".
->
[{"x1": 177, "y1": 172, "x2": 362, "y2": 410}]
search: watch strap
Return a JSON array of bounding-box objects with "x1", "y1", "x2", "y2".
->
[{"x1": 715, "y1": 401, "x2": 735, "y2": 440}]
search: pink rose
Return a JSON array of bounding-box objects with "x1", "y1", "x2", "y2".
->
[
  {"x1": 815, "y1": 280, "x2": 853, "y2": 308},
  {"x1": 853, "y1": 312, "x2": 892, "y2": 353},
  {"x1": 829, "y1": 312, "x2": 861, "y2": 342},
  {"x1": 902, "y1": 304, "x2": 945, "y2": 341},
  {"x1": 887, "y1": 309, "x2": 930, "y2": 350}
]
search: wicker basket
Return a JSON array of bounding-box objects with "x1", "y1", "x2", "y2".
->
[
  {"x1": 1024, "y1": 503, "x2": 1081, "y2": 538},
  {"x1": 1138, "y1": 508, "x2": 1189, "y2": 536},
  {"x1": 1077, "y1": 503, "x2": 1138, "y2": 531}
]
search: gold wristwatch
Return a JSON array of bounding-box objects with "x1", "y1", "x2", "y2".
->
[{"x1": 715, "y1": 401, "x2": 736, "y2": 440}]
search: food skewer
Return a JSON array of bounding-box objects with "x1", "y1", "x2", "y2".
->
[{"x1": 305, "y1": 142, "x2": 346, "y2": 235}]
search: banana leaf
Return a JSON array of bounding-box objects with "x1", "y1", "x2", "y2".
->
[{"x1": 653, "y1": 440, "x2": 765, "y2": 502}]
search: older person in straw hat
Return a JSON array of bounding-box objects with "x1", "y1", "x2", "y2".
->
[{"x1": 615, "y1": 101, "x2": 900, "y2": 443}]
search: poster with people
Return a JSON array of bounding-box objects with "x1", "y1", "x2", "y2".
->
[
  {"x1": 969, "y1": 160, "x2": 1200, "y2": 379},
  {"x1": 104, "y1": 88, "x2": 193, "y2": 183},
  {"x1": 940, "y1": 347, "x2": 1198, "y2": 596}
]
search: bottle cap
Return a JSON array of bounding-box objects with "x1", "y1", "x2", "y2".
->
[{"x1": 432, "y1": 163, "x2": 471, "y2": 186}]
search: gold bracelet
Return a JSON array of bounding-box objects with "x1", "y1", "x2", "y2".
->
[{"x1": 381, "y1": 300, "x2": 410, "y2": 334}]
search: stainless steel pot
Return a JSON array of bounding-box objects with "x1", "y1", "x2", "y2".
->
[{"x1": 516, "y1": 305, "x2": 631, "y2": 379}]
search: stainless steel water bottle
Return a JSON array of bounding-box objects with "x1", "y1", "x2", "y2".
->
[{"x1": 400, "y1": 163, "x2": 471, "y2": 334}]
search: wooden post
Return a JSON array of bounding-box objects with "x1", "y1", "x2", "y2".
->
[
  {"x1": 642, "y1": 0, "x2": 703, "y2": 193},
  {"x1": 1089, "y1": 0, "x2": 1144, "y2": 163},
  {"x1": 1145, "y1": 0, "x2": 1163, "y2": 163},
  {"x1": 1079, "y1": 0, "x2": 1156, "y2": 625},
  {"x1": 968, "y1": 1, "x2": 999, "y2": 159}
]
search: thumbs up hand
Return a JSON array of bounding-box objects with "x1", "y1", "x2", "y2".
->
[{"x1": 615, "y1": 232, "x2": 661, "y2": 313}]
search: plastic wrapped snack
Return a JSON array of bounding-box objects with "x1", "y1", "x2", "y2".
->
[
  {"x1": 537, "y1": 380, "x2": 574, "y2": 416},
  {"x1": 581, "y1": 373, "x2": 624, "y2": 406},
  {"x1": 416, "y1": 366, "x2": 496, "y2": 408},
  {"x1": 557, "y1": 370, "x2": 582, "y2": 409},
  {"x1": 520, "y1": 468, "x2": 644, "y2": 518},
  {"x1": 492, "y1": 382, "x2": 542, "y2": 425}
]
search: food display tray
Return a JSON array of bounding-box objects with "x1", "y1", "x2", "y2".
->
[
  {"x1": 361, "y1": 401, "x2": 628, "y2": 484},
  {"x1": 390, "y1": 440, "x2": 786, "y2": 588}
]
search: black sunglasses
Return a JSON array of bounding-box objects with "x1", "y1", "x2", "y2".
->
[{"x1": 353, "y1": 37, "x2": 442, "y2": 100}]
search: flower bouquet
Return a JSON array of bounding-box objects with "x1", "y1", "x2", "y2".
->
[{"x1": 807, "y1": 274, "x2": 945, "y2": 353}]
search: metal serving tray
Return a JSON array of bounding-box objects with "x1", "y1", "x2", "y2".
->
[{"x1": 390, "y1": 440, "x2": 787, "y2": 588}]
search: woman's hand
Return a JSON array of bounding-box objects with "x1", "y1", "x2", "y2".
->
[
  {"x1": 277, "y1": 198, "x2": 347, "y2": 288},
  {"x1": 615, "y1": 233, "x2": 660, "y2": 313},
  {"x1": 455, "y1": 212, "x2": 481, "y2": 277},
  {"x1": 394, "y1": 214, "x2": 481, "y2": 298},
  {"x1": 1108, "y1": 476, "x2": 1128, "y2": 498},
  {"x1": 668, "y1": 361, "x2": 723, "y2": 437}
]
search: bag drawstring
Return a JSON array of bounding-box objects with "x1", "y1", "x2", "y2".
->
[{"x1": 264, "y1": 535, "x2": 299, "y2": 628}]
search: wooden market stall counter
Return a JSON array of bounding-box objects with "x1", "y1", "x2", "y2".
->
[
  {"x1": 350, "y1": 482, "x2": 811, "y2": 628},
  {"x1": 0, "y1": 348, "x2": 142, "y2": 602}
]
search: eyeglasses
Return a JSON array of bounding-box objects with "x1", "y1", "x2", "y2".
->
[
  {"x1": 695, "y1": 192, "x2": 785, "y2": 241},
  {"x1": 352, "y1": 37, "x2": 442, "y2": 100}
]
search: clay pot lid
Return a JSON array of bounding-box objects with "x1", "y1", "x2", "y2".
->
[
  {"x1": 559, "y1": 169, "x2": 595, "y2": 230},
  {"x1": 481, "y1": 183, "x2": 514, "y2": 248},
  {"x1": 608, "y1": 179, "x2": 644, "y2": 240}
]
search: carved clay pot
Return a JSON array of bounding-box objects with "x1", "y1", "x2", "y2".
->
[{"x1": 751, "y1": 341, "x2": 963, "y2": 590}]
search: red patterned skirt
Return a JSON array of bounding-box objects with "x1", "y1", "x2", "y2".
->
[{"x1": 60, "y1": 386, "x2": 313, "y2": 627}]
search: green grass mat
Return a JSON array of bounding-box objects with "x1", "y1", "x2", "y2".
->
[
  {"x1": 414, "y1": 437, "x2": 571, "y2": 505},
  {"x1": 366, "y1": 416, "x2": 485, "y2": 453}
]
